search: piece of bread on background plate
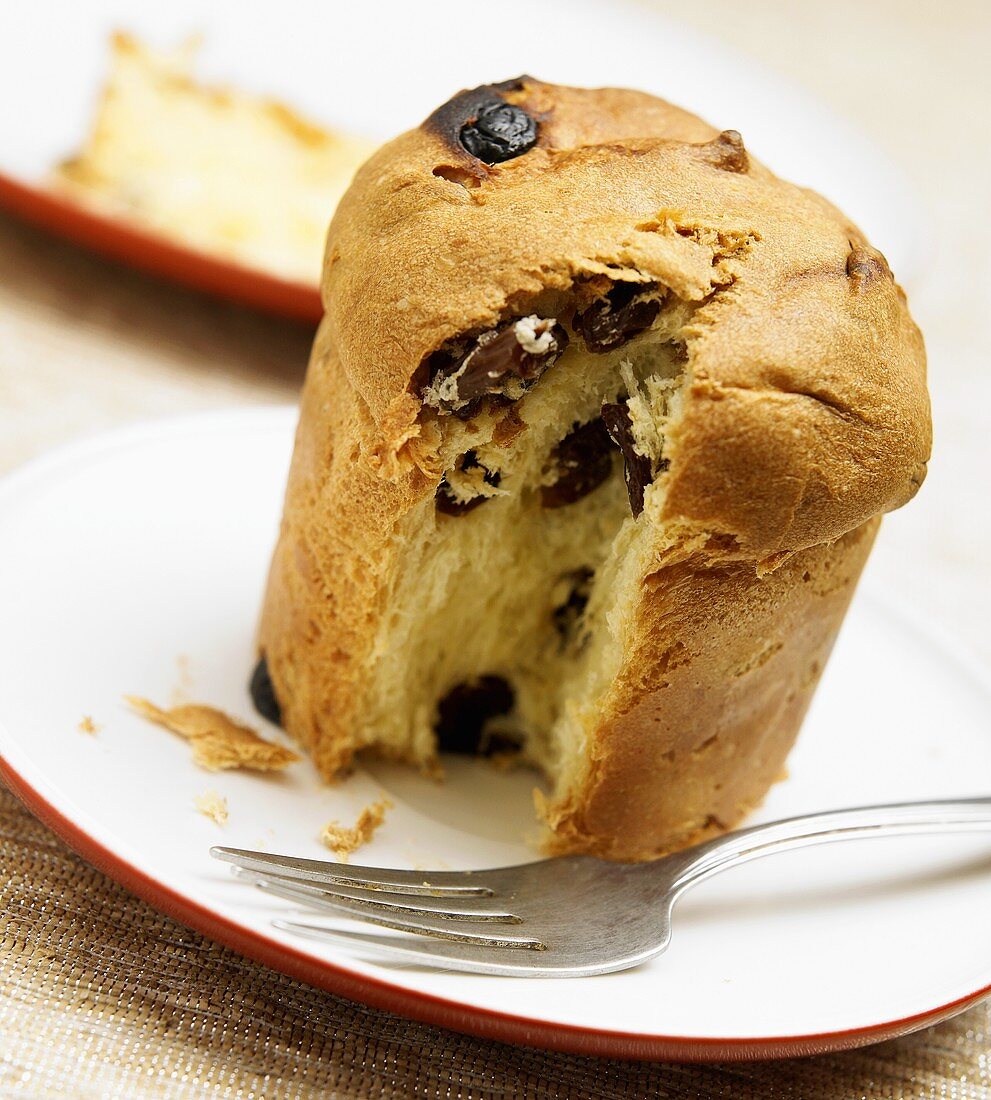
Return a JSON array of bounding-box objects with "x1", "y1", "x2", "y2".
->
[{"x1": 56, "y1": 32, "x2": 372, "y2": 284}]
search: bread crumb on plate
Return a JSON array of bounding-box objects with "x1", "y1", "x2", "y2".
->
[
  {"x1": 320, "y1": 799, "x2": 392, "y2": 862},
  {"x1": 194, "y1": 789, "x2": 228, "y2": 826},
  {"x1": 125, "y1": 696, "x2": 299, "y2": 771},
  {"x1": 78, "y1": 715, "x2": 101, "y2": 735}
]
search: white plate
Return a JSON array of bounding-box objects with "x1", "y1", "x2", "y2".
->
[
  {"x1": 0, "y1": 0, "x2": 930, "y2": 320},
  {"x1": 1, "y1": 407, "x2": 990, "y2": 1061}
]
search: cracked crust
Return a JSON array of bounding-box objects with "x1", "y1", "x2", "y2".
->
[
  {"x1": 259, "y1": 80, "x2": 930, "y2": 859},
  {"x1": 313, "y1": 81, "x2": 928, "y2": 556}
]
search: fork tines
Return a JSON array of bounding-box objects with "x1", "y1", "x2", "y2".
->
[
  {"x1": 211, "y1": 845, "x2": 491, "y2": 895},
  {"x1": 210, "y1": 846, "x2": 547, "y2": 961}
]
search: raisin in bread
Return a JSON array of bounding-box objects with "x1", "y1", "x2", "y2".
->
[{"x1": 255, "y1": 79, "x2": 931, "y2": 860}]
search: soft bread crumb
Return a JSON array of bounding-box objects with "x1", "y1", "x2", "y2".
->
[
  {"x1": 195, "y1": 789, "x2": 228, "y2": 826},
  {"x1": 320, "y1": 799, "x2": 392, "y2": 862},
  {"x1": 78, "y1": 716, "x2": 101, "y2": 735},
  {"x1": 125, "y1": 696, "x2": 300, "y2": 771}
]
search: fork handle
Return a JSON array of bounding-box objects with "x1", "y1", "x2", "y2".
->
[{"x1": 672, "y1": 797, "x2": 991, "y2": 891}]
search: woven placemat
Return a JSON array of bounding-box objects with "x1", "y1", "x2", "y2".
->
[{"x1": 0, "y1": 784, "x2": 988, "y2": 1098}]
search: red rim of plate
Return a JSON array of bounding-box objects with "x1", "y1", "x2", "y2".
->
[
  {"x1": 1, "y1": 413, "x2": 989, "y2": 1065},
  {"x1": 0, "y1": 172, "x2": 323, "y2": 324},
  {"x1": 1, "y1": 750, "x2": 988, "y2": 1061}
]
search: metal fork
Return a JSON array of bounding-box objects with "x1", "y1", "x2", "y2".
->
[{"x1": 212, "y1": 796, "x2": 991, "y2": 977}]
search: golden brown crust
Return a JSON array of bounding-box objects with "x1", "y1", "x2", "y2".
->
[
  {"x1": 661, "y1": 246, "x2": 929, "y2": 554},
  {"x1": 258, "y1": 360, "x2": 415, "y2": 775},
  {"x1": 541, "y1": 520, "x2": 878, "y2": 860},
  {"x1": 260, "y1": 79, "x2": 930, "y2": 860},
  {"x1": 319, "y1": 78, "x2": 929, "y2": 552}
]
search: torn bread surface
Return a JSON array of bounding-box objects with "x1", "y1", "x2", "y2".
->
[{"x1": 358, "y1": 280, "x2": 695, "y2": 816}]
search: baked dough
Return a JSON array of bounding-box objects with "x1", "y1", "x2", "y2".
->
[
  {"x1": 257, "y1": 79, "x2": 930, "y2": 860},
  {"x1": 127, "y1": 696, "x2": 300, "y2": 772},
  {"x1": 56, "y1": 33, "x2": 372, "y2": 285}
]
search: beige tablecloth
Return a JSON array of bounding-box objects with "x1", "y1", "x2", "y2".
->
[{"x1": 1, "y1": 0, "x2": 990, "y2": 1094}]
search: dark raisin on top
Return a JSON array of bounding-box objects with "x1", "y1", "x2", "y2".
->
[
  {"x1": 541, "y1": 418, "x2": 614, "y2": 508},
  {"x1": 435, "y1": 676, "x2": 518, "y2": 756},
  {"x1": 422, "y1": 78, "x2": 530, "y2": 169},
  {"x1": 422, "y1": 317, "x2": 568, "y2": 417},
  {"x1": 436, "y1": 451, "x2": 500, "y2": 516},
  {"x1": 574, "y1": 282, "x2": 662, "y2": 353},
  {"x1": 601, "y1": 402, "x2": 653, "y2": 518},
  {"x1": 459, "y1": 100, "x2": 537, "y2": 164},
  {"x1": 249, "y1": 655, "x2": 281, "y2": 726},
  {"x1": 553, "y1": 567, "x2": 594, "y2": 646}
]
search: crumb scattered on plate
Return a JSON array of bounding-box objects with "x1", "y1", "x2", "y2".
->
[
  {"x1": 78, "y1": 715, "x2": 101, "y2": 735},
  {"x1": 54, "y1": 32, "x2": 374, "y2": 285},
  {"x1": 125, "y1": 696, "x2": 300, "y2": 771},
  {"x1": 320, "y1": 799, "x2": 392, "y2": 862},
  {"x1": 195, "y1": 789, "x2": 228, "y2": 826}
]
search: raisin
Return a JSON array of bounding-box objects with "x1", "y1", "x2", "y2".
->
[
  {"x1": 541, "y1": 419, "x2": 614, "y2": 508},
  {"x1": 435, "y1": 676, "x2": 517, "y2": 755},
  {"x1": 422, "y1": 317, "x2": 568, "y2": 416},
  {"x1": 436, "y1": 452, "x2": 500, "y2": 516},
  {"x1": 460, "y1": 101, "x2": 537, "y2": 164},
  {"x1": 574, "y1": 283, "x2": 661, "y2": 353},
  {"x1": 553, "y1": 567, "x2": 594, "y2": 643},
  {"x1": 601, "y1": 402, "x2": 653, "y2": 517},
  {"x1": 454, "y1": 326, "x2": 550, "y2": 401},
  {"x1": 249, "y1": 655, "x2": 281, "y2": 725}
]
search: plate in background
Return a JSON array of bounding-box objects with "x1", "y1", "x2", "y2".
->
[
  {"x1": 0, "y1": 0, "x2": 930, "y2": 322},
  {"x1": 0, "y1": 407, "x2": 989, "y2": 1062}
]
